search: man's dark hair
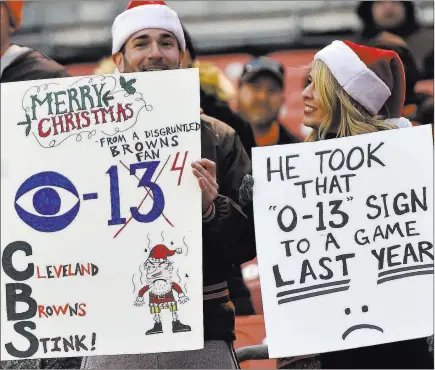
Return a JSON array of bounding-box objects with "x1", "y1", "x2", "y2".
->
[
  {"x1": 118, "y1": 33, "x2": 183, "y2": 55},
  {"x1": 182, "y1": 24, "x2": 196, "y2": 61}
]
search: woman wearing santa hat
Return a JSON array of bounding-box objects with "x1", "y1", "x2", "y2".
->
[
  {"x1": 290, "y1": 40, "x2": 432, "y2": 369},
  {"x1": 302, "y1": 39, "x2": 413, "y2": 142}
]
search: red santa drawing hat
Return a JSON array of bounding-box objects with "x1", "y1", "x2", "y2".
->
[
  {"x1": 314, "y1": 40, "x2": 412, "y2": 128},
  {"x1": 148, "y1": 244, "x2": 177, "y2": 263},
  {"x1": 111, "y1": 0, "x2": 186, "y2": 55}
]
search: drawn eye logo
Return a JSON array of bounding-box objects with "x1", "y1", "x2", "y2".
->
[{"x1": 15, "y1": 172, "x2": 80, "y2": 232}]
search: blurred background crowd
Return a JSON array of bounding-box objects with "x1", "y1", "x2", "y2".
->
[{"x1": 10, "y1": 0, "x2": 434, "y2": 142}]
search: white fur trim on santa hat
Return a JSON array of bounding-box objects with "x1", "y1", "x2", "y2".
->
[
  {"x1": 111, "y1": 4, "x2": 185, "y2": 55},
  {"x1": 385, "y1": 117, "x2": 412, "y2": 128},
  {"x1": 314, "y1": 40, "x2": 391, "y2": 116},
  {"x1": 147, "y1": 258, "x2": 168, "y2": 263},
  {"x1": 0, "y1": 45, "x2": 31, "y2": 77}
]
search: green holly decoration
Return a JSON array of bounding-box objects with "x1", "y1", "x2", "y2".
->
[
  {"x1": 120, "y1": 76, "x2": 137, "y2": 95},
  {"x1": 102, "y1": 90, "x2": 114, "y2": 106},
  {"x1": 17, "y1": 113, "x2": 31, "y2": 136}
]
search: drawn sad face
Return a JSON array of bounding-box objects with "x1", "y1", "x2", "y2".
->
[
  {"x1": 145, "y1": 260, "x2": 174, "y2": 283},
  {"x1": 342, "y1": 305, "x2": 384, "y2": 340}
]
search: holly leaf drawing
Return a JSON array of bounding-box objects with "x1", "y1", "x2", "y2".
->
[
  {"x1": 17, "y1": 113, "x2": 30, "y2": 126},
  {"x1": 120, "y1": 76, "x2": 137, "y2": 95},
  {"x1": 17, "y1": 113, "x2": 31, "y2": 137},
  {"x1": 102, "y1": 90, "x2": 114, "y2": 106}
]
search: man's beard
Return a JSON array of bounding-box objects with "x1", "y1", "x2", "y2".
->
[
  {"x1": 251, "y1": 112, "x2": 280, "y2": 132},
  {"x1": 239, "y1": 103, "x2": 278, "y2": 130},
  {"x1": 149, "y1": 279, "x2": 172, "y2": 295}
]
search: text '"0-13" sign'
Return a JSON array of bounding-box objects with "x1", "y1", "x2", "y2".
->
[
  {"x1": 252, "y1": 125, "x2": 434, "y2": 358},
  {"x1": 1, "y1": 69, "x2": 204, "y2": 360}
]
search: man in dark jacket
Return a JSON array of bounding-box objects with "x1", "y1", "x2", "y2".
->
[
  {"x1": 182, "y1": 25, "x2": 257, "y2": 317},
  {"x1": 236, "y1": 57, "x2": 301, "y2": 147},
  {"x1": 0, "y1": 1, "x2": 69, "y2": 83},
  {"x1": 355, "y1": 1, "x2": 433, "y2": 79},
  {"x1": 81, "y1": 1, "x2": 255, "y2": 368}
]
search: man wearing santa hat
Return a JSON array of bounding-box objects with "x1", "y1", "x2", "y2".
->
[
  {"x1": 135, "y1": 244, "x2": 191, "y2": 335},
  {"x1": 0, "y1": 1, "x2": 69, "y2": 82},
  {"x1": 81, "y1": 1, "x2": 256, "y2": 369}
]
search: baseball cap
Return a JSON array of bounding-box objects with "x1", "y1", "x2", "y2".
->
[{"x1": 239, "y1": 57, "x2": 285, "y2": 87}]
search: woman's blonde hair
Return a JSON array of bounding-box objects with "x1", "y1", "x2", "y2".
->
[{"x1": 306, "y1": 59, "x2": 395, "y2": 142}]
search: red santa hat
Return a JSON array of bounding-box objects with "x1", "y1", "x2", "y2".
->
[
  {"x1": 148, "y1": 244, "x2": 176, "y2": 263},
  {"x1": 314, "y1": 40, "x2": 411, "y2": 128},
  {"x1": 111, "y1": 0, "x2": 185, "y2": 55}
]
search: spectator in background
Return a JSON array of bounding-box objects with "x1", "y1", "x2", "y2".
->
[
  {"x1": 355, "y1": 1, "x2": 434, "y2": 79},
  {"x1": 370, "y1": 32, "x2": 434, "y2": 128},
  {"x1": 0, "y1": 1, "x2": 69, "y2": 82},
  {"x1": 182, "y1": 25, "x2": 257, "y2": 317},
  {"x1": 236, "y1": 57, "x2": 300, "y2": 147},
  {"x1": 182, "y1": 25, "x2": 257, "y2": 159}
]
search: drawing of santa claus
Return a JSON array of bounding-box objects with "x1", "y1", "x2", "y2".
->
[{"x1": 134, "y1": 244, "x2": 191, "y2": 335}]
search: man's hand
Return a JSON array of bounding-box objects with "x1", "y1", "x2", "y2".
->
[
  {"x1": 191, "y1": 159, "x2": 219, "y2": 213},
  {"x1": 134, "y1": 296, "x2": 145, "y2": 307},
  {"x1": 178, "y1": 293, "x2": 189, "y2": 304}
]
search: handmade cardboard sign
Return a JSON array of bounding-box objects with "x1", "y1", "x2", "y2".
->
[
  {"x1": 252, "y1": 125, "x2": 434, "y2": 358},
  {"x1": 1, "y1": 69, "x2": 203, "y2": 360}
]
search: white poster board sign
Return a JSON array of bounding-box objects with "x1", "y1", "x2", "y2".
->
[
  {"x1": 1, "y1": 69, "x2": 203, "y2": 360},
  {"x1": 252, "y1": 126, "x2": 434, "y2": 358}
]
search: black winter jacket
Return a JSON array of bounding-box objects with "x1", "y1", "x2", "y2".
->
[{"x1": 200, "y1": 114, "x2": 256, "y2": 340}]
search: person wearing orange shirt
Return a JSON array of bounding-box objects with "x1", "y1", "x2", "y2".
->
[{"x1": 236, "y1": 57, "x2": 300, "y2": 147}]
